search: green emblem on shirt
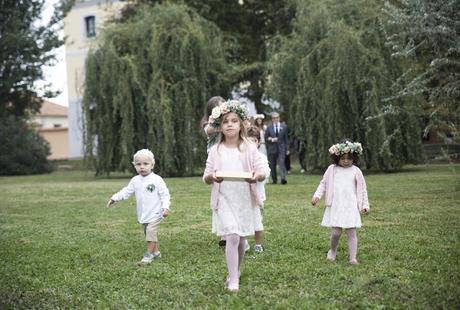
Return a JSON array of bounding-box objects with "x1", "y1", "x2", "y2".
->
[{"x1": 146, "y1": 184, "x2": 155, "y2": 192}]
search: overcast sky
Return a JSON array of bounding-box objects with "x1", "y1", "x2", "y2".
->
[{"x1": 38, "y1": 0, "x2": 68, "y2": 106}]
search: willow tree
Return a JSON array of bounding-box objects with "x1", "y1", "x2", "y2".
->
[
  {"x1": 267, "y1": 0, "x2": 423, "y2": 171},
  {"x1": 83, "y1": 4, "x2": 230, "y2": 176}
]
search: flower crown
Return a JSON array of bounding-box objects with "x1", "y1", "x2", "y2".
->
[
  {"x1": 208, "y1": 99, "x2": 249, "y2": 126},
  {"x1": 328, "y1": 141, "x2": 363, "y2": 156}
]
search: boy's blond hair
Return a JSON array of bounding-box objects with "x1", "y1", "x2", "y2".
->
[{"x1": 132, "y1": 149, "x2": 155, "y2": 164}]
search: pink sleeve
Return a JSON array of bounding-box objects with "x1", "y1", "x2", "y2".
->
[
  {"x1": 313, "y1": 165, "x2": 332, "y2": 199},
  {"x1": 356, "y1": 168, "x2": 370, "y2": 210},
  {"x1": 203, "y1": 146, "x2": 216, "y2": 183}
]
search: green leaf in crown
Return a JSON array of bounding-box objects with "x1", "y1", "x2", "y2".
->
[{"x1": 146, "y1": 184, "x2": 155, "y2": 192}]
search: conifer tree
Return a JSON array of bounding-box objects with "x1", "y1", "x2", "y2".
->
[
  {"x1": 83, "y1": 4, "x2": 229, "y2": 176},
  {"x1": 267, "y1": 0, "x2": 423, "y2": 171}
]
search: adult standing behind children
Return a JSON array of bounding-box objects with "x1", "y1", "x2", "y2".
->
[
  {"x1": 106, "y1": 149, "x2": 171, "y2": 264},
  {"x1": 253, "y1": 114, "x2": 267, "y2": 156},
  {"x1": 265, "y1": 112, "x2": 289, "y2": 184},
  {"x1": 203, "y1": 100, "x2": 268, "y2": 292}
]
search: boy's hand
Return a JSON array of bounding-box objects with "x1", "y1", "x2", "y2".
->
[
  {"x1": 106, "y1": 199, "x2": 115, "y2": 208},
  {"x1": 311, "y1": 197, "x2": 320, "y2": 207},
  {"x1": 361, "y1": 207, "x2": 369, "y2": 214},
  {"x1": 162, "y1": 209, "x2": 170, "y2": 218}
]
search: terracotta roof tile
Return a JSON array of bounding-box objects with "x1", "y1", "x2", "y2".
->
[{"x1": 39, "y1": 100, "x2": 68, "y2": 116}]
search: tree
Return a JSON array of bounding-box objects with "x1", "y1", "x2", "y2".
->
[
  {"x1": 267, "y1": 0, "x2": 423, "y2": 171},
  {"x1": 0, "y1": 0, "x2": 72, "y2": 118},
  {"x1": 83, "y1": 3, "x2": 230, "y2": 176},
  {"x1": 0, "y1": 116, "x2": 52, "y2": 175},
  {"x1": 122, "y1": 0, "x2": 296, "y2": 113},
  {"x1": 0, "y1": 0, "x2": 72, "y2": 175},
  {"x1": 383, "y1": 0, "x2": 460, "y2": 142}
]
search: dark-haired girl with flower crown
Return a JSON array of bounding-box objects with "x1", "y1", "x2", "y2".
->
[
  {"x1": 311, "y1": 139, "x2": 369, "y2": 265},
  {"x1": 203, "y1": 100, "x2": 268, "y2": 292}
]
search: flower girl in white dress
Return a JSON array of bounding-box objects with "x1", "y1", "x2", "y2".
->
[
  {"x1": 203, "y1": 100, "x2": 268, "y2": 292},
  {"x1": 311, "y1": 140, "x2": 369, "y2": 264}
]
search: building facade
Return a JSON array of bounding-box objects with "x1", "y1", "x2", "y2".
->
[
  {"x1": 32, "y1": 100, "x2": 69, "y2": 160},
  {"x1": 64, "y1": 0, "x2": 126, "y2": 158}
]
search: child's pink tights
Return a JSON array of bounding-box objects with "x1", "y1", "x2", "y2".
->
[
  {"x1": 330, "y1": 227, "x2": 358, "y2": 261},
  {"x1": 225, "y1": 234, "x2": 246, "y2": 286}
]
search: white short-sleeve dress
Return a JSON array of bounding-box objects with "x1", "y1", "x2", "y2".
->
[
  {"x1": 212, "y1": 145, "x2": 263, "y2": 236},
  {"x1": 321, "y1": 166, "x2": 362, "y2": 228}
]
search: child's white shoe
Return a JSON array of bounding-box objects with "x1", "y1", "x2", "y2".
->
[
  {"x1": 349, "y1": 258, "x2": 359, "y2": 265},
  {"x1": 326, "y1": 250, "x2": 336, "y2": 262},
  {"x1": 254, "y1": 244, "x2": 264, "y2": 253},
  {"x1": 226, "y1": 284, "x2": 239, "y2": 292},
  {"x1": 140, "y1": 251, "x2": 161, "y2": 263}
]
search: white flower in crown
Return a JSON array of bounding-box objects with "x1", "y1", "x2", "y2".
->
[
  {"x1": 328, "y1": 145, "x2": 339, "y2": 155},
  {"x1": 329, "y1": 141, "x2": 363, "y2": 156},
  {"x1": 220, "y1": 103, "x2": 229, "y2": 114},
  {"x1": 211, "y1": 106, "x2": 221, "y2": 119},
  {"x1": 210, "y1": 99, "x2": 249, "y2": 126}
]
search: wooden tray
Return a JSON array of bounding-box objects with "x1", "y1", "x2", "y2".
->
[{"x1": 215, "y1": 171, "x2": 252, "y2": 181}]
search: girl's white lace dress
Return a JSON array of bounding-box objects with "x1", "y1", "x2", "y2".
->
[
  {"x1": 321, "y1": 166, "x2": 362, "y2": 228},
  {"x1": 212, "y1": 145, "x2": 263, "y2": 236}
]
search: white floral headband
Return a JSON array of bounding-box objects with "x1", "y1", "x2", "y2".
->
[
  {"x1": 208, "y1": 100, "x2": 249, "y2": 126},
  {"x1": 328, "y1": 141, "x2": 363, "y2": 156},
  {"x1": 253, "y1": 114, "x2": 265, "y2": 119}
]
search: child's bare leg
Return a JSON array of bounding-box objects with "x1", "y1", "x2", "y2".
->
[
  {"x1": 147, "y1": 241, "x2": 158, "y2": 253},
  {"x1": 254, "y1": 231, "x2": 263, "y2": 245},
  {"x1": 346, "y1": 228, "x2": 358, "y2": 264},
  {"x1": 328, "y1": 227, "x2": 342, "y2": 260}
]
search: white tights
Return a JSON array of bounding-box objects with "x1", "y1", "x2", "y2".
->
[
  {"x1": 225, "y1": 234, "x2": 246, "y2": 287},
  {"x1": 330, "y1": 227, "x2": 358, "y2": 260}
]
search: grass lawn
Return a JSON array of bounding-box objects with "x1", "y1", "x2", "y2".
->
[{"x1": 0, "y1": 164, "x2": 459, "y2": 308}]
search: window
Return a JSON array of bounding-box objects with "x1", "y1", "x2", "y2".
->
[{"x1": 85, "y1": 16, "x2": 96, "y2": 38}]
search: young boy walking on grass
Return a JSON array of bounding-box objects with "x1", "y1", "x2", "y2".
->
[{"x1": 107, "y1": 149, "x2": 171, "y2": 264}]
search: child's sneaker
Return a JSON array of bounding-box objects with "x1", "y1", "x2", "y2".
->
[
  {"x1": 326, "y1": 250, "x2": 336, "y2": 262},
  {"x1": 254, "y1": 244, "x2": 264, "y2": 253},
  {"x1": 140, "y1": 251, "x2": 161, "y2": 263}
]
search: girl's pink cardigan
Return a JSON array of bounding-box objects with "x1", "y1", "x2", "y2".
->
[
  {"x1": 313, "y1": 164, "x2": 370, "y2": 211},
  {"x1": 203, "y1": 142, "x2": 266, "y2": 210}
]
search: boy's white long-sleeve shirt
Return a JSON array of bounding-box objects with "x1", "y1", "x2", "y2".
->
[
  {"x1": 256, "y1": 152, "x2": 270, "y2": 204},
  {"x1": 111, "y1": 173, "x2": 171, "y2": 224}
]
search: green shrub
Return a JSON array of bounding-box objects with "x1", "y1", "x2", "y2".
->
[{"x1": 0, "y1": 116, "x2": 53, "y2": 175}]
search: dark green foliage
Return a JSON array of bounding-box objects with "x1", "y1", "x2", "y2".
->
[
  {"x1": 0, "y1": 0, "x2": 72, "y2": 118},
  {"x1": 383, "y1": 0, "x2": 460, "y2": 142},
  {"x1": 83, "y1": 4, "x2": 230, "y2": 176},
  {"x1": 267, "y1": 0, "x2": 424, "y2": 171},
  {"x1": 0, "y1": 0, "x2": 71, "y2": 175},
  {"x1": 122, "y1": 0, "x2": 296, "y2": 112},
  {"x1": 0, "y1": 116, "x2": 53, "y2": 175}
]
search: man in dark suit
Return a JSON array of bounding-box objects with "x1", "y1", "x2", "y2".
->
[{"x1": 265, "y1": 112, "x2": 288, "y2": 184}]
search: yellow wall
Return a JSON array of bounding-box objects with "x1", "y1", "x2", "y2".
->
[
  {"x1": 64, "y1": 0, "x2": 126, "y2": 100},
  {"x1": 39, "y1": 128, "x2": 69, "y2": 160}
]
